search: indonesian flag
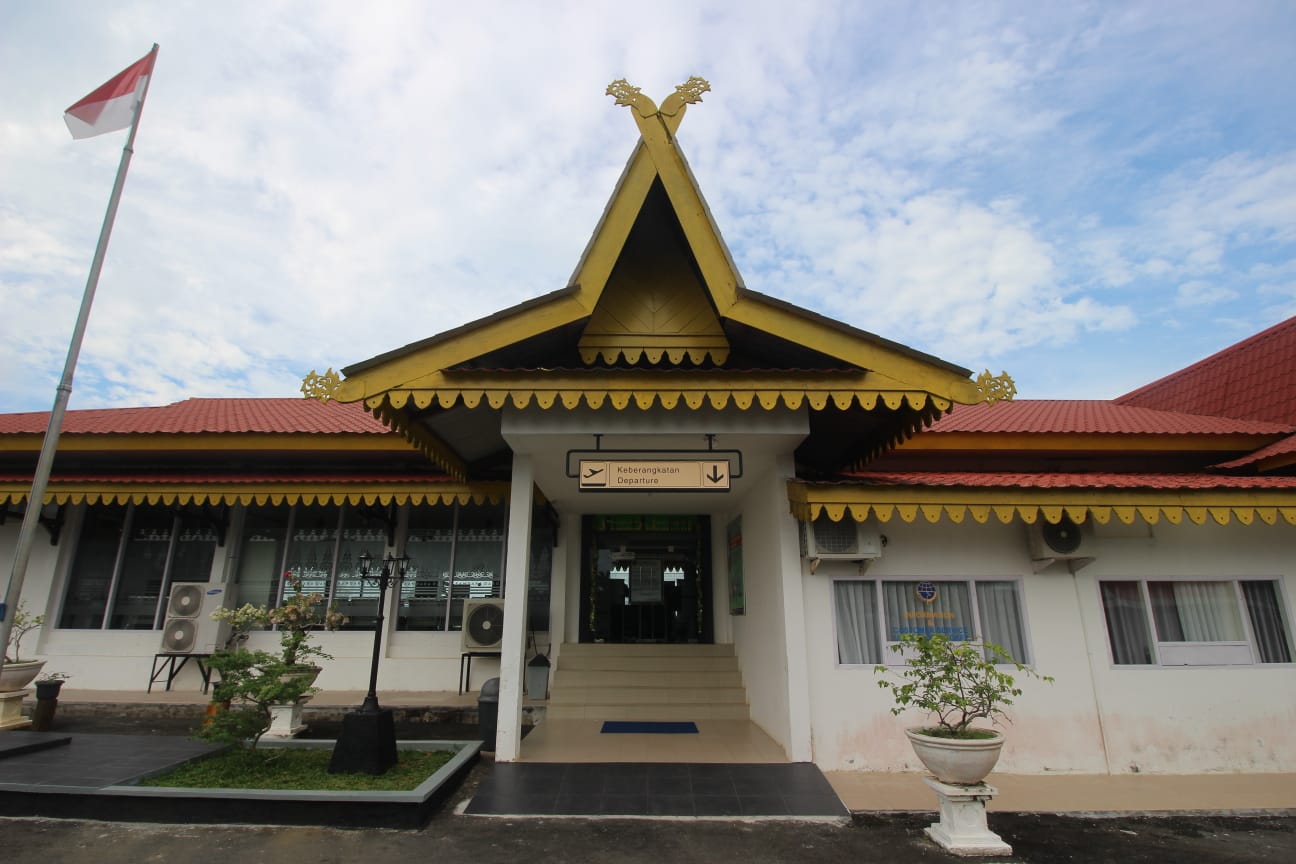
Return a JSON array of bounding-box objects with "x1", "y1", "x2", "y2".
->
[{"x1": 64, "y1": 48, "x2": 156, "y2": 139}]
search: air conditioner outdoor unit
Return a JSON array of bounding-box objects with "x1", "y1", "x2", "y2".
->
[
  {"x1": 159, "y1": 582, "x2": 234, "y2": 654},
  {"x1": 1027, "y1": 516, "x2": 1096, "y2": 573},
  {"x1": 462, "y1": 598, "x2": 505, "y2": 651},
  {"x1": 801, "y1": 516, "x2": 883, "y2": 569}
]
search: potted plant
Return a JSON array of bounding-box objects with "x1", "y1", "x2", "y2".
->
[
  {"x1": 211, "y1": 572, "x2": 348, "y2": 683},
  {"x1": 1, "y1": 603, "x2": 47, "y2": 692},
  {"x1": 34, "y1": 671, "x2": 69, "y2": 701},
  {"x1": 875, "y1": 633, "x2": 1052, "y2": 785}
]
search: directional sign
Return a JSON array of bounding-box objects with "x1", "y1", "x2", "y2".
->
[{"x1": 579, "y1": 460, "x2": 731, "y2": 491}]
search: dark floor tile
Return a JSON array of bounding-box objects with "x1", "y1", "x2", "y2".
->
[
  {"x1": 601, "y1": 792, "x2": 649, "y2": 815},
  {"x1": 552, "y1": 792, "x2": 603, "y2": 815},
  {"x1": 692, "y1": 793, "x2": 743, "y2": 816},
  {"x1": 738, "y1": 794, "x2": 790, "y2": 816},
  {"x1": 688, "y1": 771, "x2": 735, "y2": 796},
  {"x1": 646, "y1": 793, "x2": 695, "y2": 816},
  {"x1": 603, "y1": 771, "x2": 648, "y2": 794}
]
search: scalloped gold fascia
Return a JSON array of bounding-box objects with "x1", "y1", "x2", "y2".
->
[
  {"x1": 0, "y1": 482, "x2": 508, "y2": 509},
  {"x1": 787, "y1": 482, "x2": 1296, "y2": 528},
  {"x1": 577, "y1": 344, "x2": 729, "y2": 366},
  {"x1": 367, "y1": 400, "x2": 469, "y2": 482},
  {"x1": 366, "y1": 386, "x2": 952, "y2": 414}
]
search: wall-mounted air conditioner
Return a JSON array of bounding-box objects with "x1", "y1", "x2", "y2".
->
[
  {"x1": 159, "y1": 582, "x2": 234, "y2": 654},
  {"x1": 801, "y1": 516, "x2": 883, "y2": 572},
  {"x1": 1027, "y1": 516, "x2": 1096, "y2": 573},
  {"x1": 462, "y1": 598, "x2": 505, "y2": 651}
]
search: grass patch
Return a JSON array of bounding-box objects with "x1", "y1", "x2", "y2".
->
[{"x1": 139, "y1": 748, "x2": 454, "y2": 791}]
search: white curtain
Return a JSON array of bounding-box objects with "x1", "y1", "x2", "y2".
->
[
  {"x1": 1149, "y1": 581, "x2": 1243, "y2": 642},
  {"x1": 976, "y1": 581, "x2": 1028, "y2": 663},
  {"x1": 834, "y1": 581, "x2": 880, "y2": 664},
  {"x1": 1100, "y1": 582, "x2": 1154, "y2": 665}
]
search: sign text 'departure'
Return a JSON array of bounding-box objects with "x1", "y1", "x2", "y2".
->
[{"x1": 578, "y1": 460, "x2": 730, "y2": 491}]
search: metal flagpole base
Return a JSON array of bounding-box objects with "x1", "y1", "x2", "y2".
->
[{"x1": 327, "y1": 707, "x2": 397, "y2": 775}]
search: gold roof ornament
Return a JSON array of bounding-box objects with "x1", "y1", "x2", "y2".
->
[
  {"x1": 975, "y1": 370, "x2": 1017, "y2": 404},
  {"x1": 301, "y1": 368, "x2": 342, "y2": 402}
]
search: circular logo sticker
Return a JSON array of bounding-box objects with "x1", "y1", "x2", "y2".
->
[{"x1": 915, "y1": 581, "x2": 938, "y2": 603}]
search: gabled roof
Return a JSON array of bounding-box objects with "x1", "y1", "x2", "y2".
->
[
  {"x1": 1115, "y1": 316, "x2": 1296, "y2": 424},
  {"x1": 313, "y1": 80, "x2": 1002, "y2": 481}
]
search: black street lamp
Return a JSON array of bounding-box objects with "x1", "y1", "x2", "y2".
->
[{"x1": 328, "y1": 551, "x2": 409, "y2": 775}]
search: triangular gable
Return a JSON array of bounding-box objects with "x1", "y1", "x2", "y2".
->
[{"x1": 316, "y1": 78, "x2": 998, "y2": 412}]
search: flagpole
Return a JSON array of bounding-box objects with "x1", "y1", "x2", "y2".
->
[{"x1": 0, "y1": 44, "x2": 158, "y2": 678}]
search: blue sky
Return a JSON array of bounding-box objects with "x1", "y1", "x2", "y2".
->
[{"x1": 2, "y1": 1, "x2": 1293, "y2": 412}]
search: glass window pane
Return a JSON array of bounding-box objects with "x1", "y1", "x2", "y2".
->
[
  {"x1": 834, "y1": 580, "x2": 880, "y2": 664},
  {"x1": 60, "y1": 505, "x2": 127, "y2": 629},
  {"x1": 168, "y1": 511, "x2": 220, "y2": 585},
  {"x1": 883, "y1": 580, "x2": 973, "y2": 642},
  {"x1": 285, "y1": 505, "x2": 341, "y2": 600},
  {"x1": 109, "y1": 506, "x2": 173, "y2": 630},
  {"x1": 1100, "y1": 581, "x2": 1154, "y2": 665},
  {"x1": 449, "y1": 503, "x2": 505, "y2": 632},
  {"x1": 235, "y1": 505, "x2": 289, "y2": 611},
  {"x1": 333, "y1": 506, "x2": 390, "y2": 631},
  {"x1": 1241, "y1": 581, "x2": 1293, "y2": 663},
  {"x1": 1149, "y1": 581, "x2": 1244, "y2": 642},
  {"x1": 399, "y1": 504, "x2": 455, "y2": 631},
  {"x1": 976, "y1": 581, "x2": 1028, "y2": 663}
]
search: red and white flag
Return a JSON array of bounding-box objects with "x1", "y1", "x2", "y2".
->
[{"x1": 64, "y1": 48, "x2": 157, "y2": 139}]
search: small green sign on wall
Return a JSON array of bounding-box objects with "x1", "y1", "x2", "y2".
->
[{"x1": 727, "y1": 516, "x2": 744, "y2": 615}]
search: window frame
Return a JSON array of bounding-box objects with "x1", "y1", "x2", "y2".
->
[
  {"x1": 1098, "y1": 576, "x2": 1295, "y2": 668},
  {"x1": 831, "y1": 577, "x2": 1033, "y2": 668}
]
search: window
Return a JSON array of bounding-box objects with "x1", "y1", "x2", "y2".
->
[
  {"x1": 231, "y1": 500, "x2": 507, "y2": 633},
  {"x1": 834, "y1": 579, "x2": 1030, "y2": 666},
  {"x1": 60, "y1": 503, "x2": 219, "y2": 630},
  {"x1": 397, "y1": 502, "x2": 507, "y2": 632},
  {"x1": 1100, "y1": 579, "x2": 1293, "y2": 666}
]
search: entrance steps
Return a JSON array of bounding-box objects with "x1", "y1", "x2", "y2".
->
[{"x1": 547, "y1": 643, "x2": 749, "y2": 721}]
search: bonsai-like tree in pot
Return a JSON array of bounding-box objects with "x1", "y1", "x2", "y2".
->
[
  {"x1": 1, "y1": 603, "x2": 47, "y2": 692},
  {"x1": 875, "y1": 633, "x2": 1051, "y2": 785}
]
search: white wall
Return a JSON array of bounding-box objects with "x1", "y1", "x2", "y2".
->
[
  {"x1": 727, "y1": 459, "x2": 809, "y2": 759},
  {"x1": 803, "y1": 515, "x2": 1296, "y2": 775}
]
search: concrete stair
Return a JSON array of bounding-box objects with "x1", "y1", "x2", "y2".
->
[{"x1": 546, "y1": 643, "x2": 749, "y2": 721}]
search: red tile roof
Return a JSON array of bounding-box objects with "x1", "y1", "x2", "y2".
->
[
  {"x1": 0, "y1": 471, "x2": 451, "y2": 485},
  {"x1": 926, "y1": 400, "x2": 1293, "y2": 436},
  {"x1": 0, "y1": 398, "x2": 391, "y2": 435},
  {"x1": 1214, "y1": 434, "x2": 1296, "y2": 469},
  {"x1": 844, "y1": 471, "x2": 1296, "y2": 490},
  {"x1": 1115, "y1": 316, "x2": 1296, "y2": 424}
]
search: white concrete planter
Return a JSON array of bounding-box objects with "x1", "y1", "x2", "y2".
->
[
  {"x1": 0, "y1": 659, "x2": 46, "y2": 693},
  {"x1": 905, "y1": 727, "x2": 1005, "y2": 785}
]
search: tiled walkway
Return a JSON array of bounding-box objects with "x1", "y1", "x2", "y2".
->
[
  {"x1": 466, "y1": 762, "x2": 849, "y2": 818},
  {"x1": 0, "y1": 731, "x2": 220, "y2": 791}
]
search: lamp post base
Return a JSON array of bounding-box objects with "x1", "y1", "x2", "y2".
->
[{"x1": 327, "y1": 707, "x2": 397, "y2": 775}]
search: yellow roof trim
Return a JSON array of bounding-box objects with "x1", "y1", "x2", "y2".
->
[
  {"x1": 325, "y1": 79, "x2": 990, "y2": 413},
  {"x1": 787, "y1": 481, "x2": 1296, "y2": 527},
  {"x1": 372, "y1": 378, "x2": 951, "y2": 414},
  {"x1": 366, "y1": 399, "x2": 469, "y2": 482},
  {"x1": 0, "y1": 480, "x2": 508, "y2": 509}
]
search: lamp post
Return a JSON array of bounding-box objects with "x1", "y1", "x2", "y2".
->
[{"x1": 328, "y1": 551, "x2": 408, "y2": 775}]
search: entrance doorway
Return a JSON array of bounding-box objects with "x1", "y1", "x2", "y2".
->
[{"x1": 579, "y1": 514, "x2": 712, "y2": 644}]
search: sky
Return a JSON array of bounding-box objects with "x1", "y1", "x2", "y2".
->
[{"x1": 2, "y1": 1, "x2": 1294, "y2": 413}]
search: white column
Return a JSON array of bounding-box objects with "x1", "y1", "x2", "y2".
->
[
  {"x1": 773, "y1": 453, "x2": 814, "y2": 761},
  {"x1": 494, "y1": 453, "x2": 533, "y2": 762}
]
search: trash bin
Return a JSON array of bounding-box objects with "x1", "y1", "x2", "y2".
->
[
  {"x1": 478, "y1": 677, "x2": 500, "y2": 751},
  {"x1": 526, "y1": 654, "x2": 550, "y2": 700}
]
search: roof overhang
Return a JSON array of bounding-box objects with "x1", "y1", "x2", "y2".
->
[{"x1": 789, "y1": 478, "x2": 1296, "y2": 527}]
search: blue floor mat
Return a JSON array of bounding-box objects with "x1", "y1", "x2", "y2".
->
[{"x1": 600, "y1": 721, "x2": 698, "y2": 734}]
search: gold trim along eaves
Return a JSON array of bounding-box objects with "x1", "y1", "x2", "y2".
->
[
  {"x1": 787, "y1": 482, "x2": 1296, "y2": 527},
  {"x1": 0, "y1": 481, "x2": 508, "y2": 508}
]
